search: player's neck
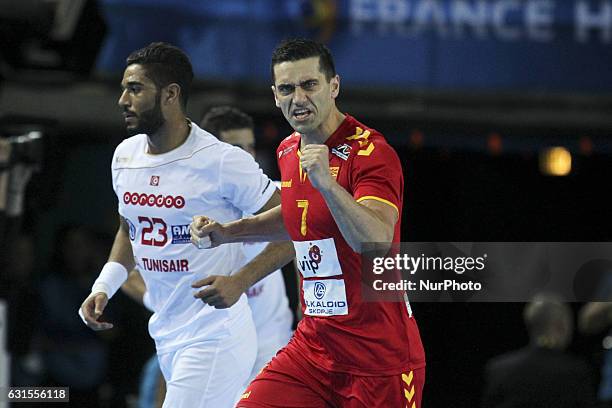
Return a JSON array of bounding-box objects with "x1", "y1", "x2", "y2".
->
[
  {"x1": 300, "y1": 109, "x2": 345, "y2": 147},
  {"x1": 147, "y1": 117, "x2": 191, "y2": 155}
]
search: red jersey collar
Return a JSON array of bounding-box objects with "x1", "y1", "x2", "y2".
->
[{"x1": 324, "y1": 114, "x2": 355, "y2": 147}]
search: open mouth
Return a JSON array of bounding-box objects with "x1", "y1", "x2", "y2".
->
[{"x1": 292, "y1": 108, "x2": 312, "y2": 121}]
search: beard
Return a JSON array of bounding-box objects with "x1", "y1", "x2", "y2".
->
[{"x1": 127, "y1": 92, "x2": 165, "y2": 136}]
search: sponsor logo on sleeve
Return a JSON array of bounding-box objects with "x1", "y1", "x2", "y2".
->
[
  {"x1": 331, "y1": 144, "x2": 351, "y2": 160},
  {"x1": 126, "y1": 218, "x2": 136, "y2": 241}
]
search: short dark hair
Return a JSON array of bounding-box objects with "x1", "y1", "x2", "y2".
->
[
  {"x1": 270, "y1": 38, "x2": 336, "y2": 83},
  {"x1": 126, "y1": 42, "x2": 194, "y2": 109},
  {"x1": 200, "y1": 106, "x2": 254, "y2": 136}
]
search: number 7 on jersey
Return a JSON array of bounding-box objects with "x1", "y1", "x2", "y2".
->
[{"x1": 296, "y1": 199, "x2": 309, "y2": 236}]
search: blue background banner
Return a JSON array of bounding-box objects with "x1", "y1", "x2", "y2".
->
[{"x1": 97, "y1": 0, "x2": 612, "y2": 92}]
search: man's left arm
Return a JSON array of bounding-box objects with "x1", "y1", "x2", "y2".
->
[
  {"x1": 320, "y1": 182, "x2": 397, "y2": 253},
  {"x1": 121, "y1": 269, "x2": 147, "y2": 306},
  {"x1": 299, "y1": 143, "x2": 399, "y2": 254}
]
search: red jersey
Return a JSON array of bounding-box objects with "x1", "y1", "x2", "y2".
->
[{"x1": 277, "y1": 114, "x2": 425, "y2": 375}]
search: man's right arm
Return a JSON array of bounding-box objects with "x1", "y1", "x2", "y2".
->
[
  {"x1": 107, "y1": 216, "x2": 136, "y2": 270},
  {"x1": 190, "y1": 203, "x2": 288, "y2": 247},
  {"x1": 79, "y1": 216, "x2": 135, "y2": 330}
]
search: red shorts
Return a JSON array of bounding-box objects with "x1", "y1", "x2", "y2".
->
[{"x1": 236, "y1": 343, "x2": 425, "y2": 408}]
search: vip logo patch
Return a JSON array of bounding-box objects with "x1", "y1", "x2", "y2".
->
[
  {"x1": 331, "y1": 144, "x2": 351, "y2": 160},
  {"x1": 150, "y1": 175, "x2": 160, "y2": 186},
  {"x1": 298, "y1": 243, "x2": 323, "y2": 274},
  {"x1": 171, "y1": 224, "x2": 191, "y2": 244}
]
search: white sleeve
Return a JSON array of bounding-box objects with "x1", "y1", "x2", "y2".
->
[
  {"x1": 111, "y1": 146, "x2": 127, "y2": 218},
  {"x1": 218, "y1": 146, "x2": 276, "y2": 214},
  {"x1": 110, "y1": 147, "x2": 119, "y2": 196},
  {"x1": 142, "y1": 291, "x2": 155, "y2": 312}
]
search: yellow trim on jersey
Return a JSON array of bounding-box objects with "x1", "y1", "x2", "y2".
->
[
  {"x1": 356, "y1": 195, "x2": 399, "y2": 214},
  {"x1": 346, "y1": 127, "x2": 371, "y2": 141},
  {"x1": 357, "y1": 142, "x2": 375, "y2": 156},
  {"x1": 297, "y1": 150, "x2": 307, "y2": 182},
  {"x1": 404, "y1": 386, "x2": 415, "y2": 401},
  {"x1": 402, "y1": 371, "x2": 414, "y2": 386},
  {"x1": 403, "y1": 370, "x2": 416, "y2": 406}
]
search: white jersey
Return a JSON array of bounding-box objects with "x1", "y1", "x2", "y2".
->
[
  {"x1": 243, "y1": 240, "x2": 293, "y2": 348},
  {"x1": 111, "y1": 122, "x2": 276, "y2": 354}
]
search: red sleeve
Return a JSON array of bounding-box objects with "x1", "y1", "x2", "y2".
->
[{"x1": 350, "y1": 137, "x2": 403, "y2": 214}]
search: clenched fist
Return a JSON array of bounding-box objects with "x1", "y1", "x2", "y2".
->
[
  {"x1": 300, "y1": 144, "x2": 334, "y2": 192},
  {"x1": 190, "y1": 215, "x2": 227, "y2": 249}
]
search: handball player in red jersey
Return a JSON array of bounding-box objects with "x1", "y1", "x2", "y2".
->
[{"x1": 190, "y1": 38, "x2": 425, "y2": 408}]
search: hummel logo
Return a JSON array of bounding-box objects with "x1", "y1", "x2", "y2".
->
[{"x1": 331, "y1": 144, "x2": 351, "y2": 160}]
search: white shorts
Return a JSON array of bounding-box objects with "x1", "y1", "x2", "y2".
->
[
  {"x1": 248, "y1": 330, "x2": 293, "y2": 383},
  {"x1": 158, "y1": 316, "x2": 257, "y2": 408}
]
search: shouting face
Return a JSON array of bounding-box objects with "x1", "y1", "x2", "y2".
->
[{"x1": 272, "y1": 56, "x2": 340, "y2": 136}]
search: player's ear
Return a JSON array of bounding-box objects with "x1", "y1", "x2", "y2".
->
[
  {"x1": 165, "y1": 83, "x2": 181, "y2": 106},
  {"x1": 271, "y1": 85, "x2": 280, "y2": 108},
  {"x1": 330, "y1": 75, "x2": 340, "y2": 99}
]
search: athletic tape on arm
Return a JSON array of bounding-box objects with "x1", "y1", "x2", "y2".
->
[{"x1": 91, "y1": 262, "x2": 129, "y2": 299}]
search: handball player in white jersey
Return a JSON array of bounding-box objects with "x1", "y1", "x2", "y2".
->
[
  {"x1": 78, "y1": 42, "x2": 294, "y2": 408},
  {"x1": 200, "y1": 106, "x2": 293, "y2": 381},
  {"x1": 121, "y1": 107, "x2": 294, "y2": 398}
]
